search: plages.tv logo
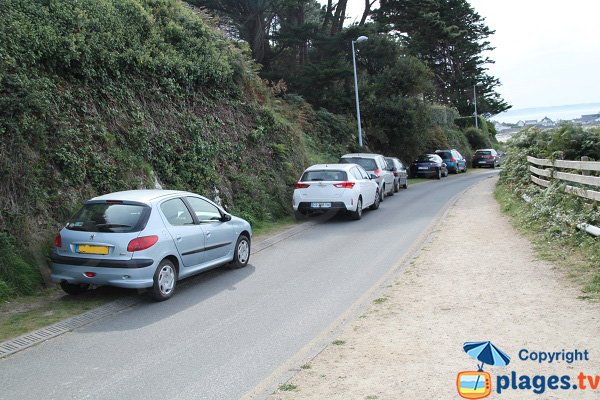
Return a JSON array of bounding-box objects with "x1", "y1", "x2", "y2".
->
[{"x1": 456, "y1": 341, "x2": 511, "y2": 399}]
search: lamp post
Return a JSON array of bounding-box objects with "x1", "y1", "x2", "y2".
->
[
  {"x1": 473, "y1": 84, "x2": 479, "y2": 129},
  {"x1": 352, "y1": 36, "x2": 368, "y2": 147}
]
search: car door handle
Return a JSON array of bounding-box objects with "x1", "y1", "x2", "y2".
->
[
  {"x1": 206, "y1": 231, "x2": 211, "y2": 238},
  {"x1": 176, "y1": 236, "x2": 182, "y2": 241}
]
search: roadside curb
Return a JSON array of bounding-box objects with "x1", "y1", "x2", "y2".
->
[{"x1": 0, "y1": 296, "x2": 139, "y2": 359}]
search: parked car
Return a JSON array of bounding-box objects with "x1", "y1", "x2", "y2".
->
[
  {"x1": 435, "y1": 149, "x2": 467, "y2": 173},
  {"x1": 293, "y1": 164, "x2": 380, "y2": 220},
  {"x1": 409, "y1": 154, "x2": 448, "y2": 179},
  {"x1": 385, "y1": 157, "x2": 409, "y2": 192},
  {"x1": 339, "y1": 153, "x2": 394, "y2": 201},
  {"x1": 472, "y1": 149, "x2": 500, "y2": 168},
  {"x1": 51, "y1": 190, "x2": 252, "y2": 301}
]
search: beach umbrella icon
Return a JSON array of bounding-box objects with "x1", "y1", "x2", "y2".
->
[
  {"x1": 463, "y1": 341, "x2": 511, "y2": 394},
  {"x1": 464, "y1": 341, "x2": 511, "y2": 370}
]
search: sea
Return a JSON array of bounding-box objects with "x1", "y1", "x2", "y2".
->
[{"x1": 493, "y1": 102, "x2": 600, "y2": 124}]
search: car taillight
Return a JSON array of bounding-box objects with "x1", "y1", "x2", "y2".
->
[
  {"x1": 295, "y1": 182, "x2": 310, "y2": 189},
  {"x1": 333, "y1": 181, "x2": 356, "y2": 189},
  {"x1": 84, "y1": 272, "x2": 96, "y2": 277},
  {"x1": 127, "y1": 235, "x2": 159, "y2": 252},
  {"x1": 450, "y1": 158, "x2": 456, "y2": 162},
  {"x1": 54, "y1": 233, "x2": 62, "y2": 248},
  {"x1": 393, "y1": 172, "x2": 399, "y2": 177},
  {"x1": 373, "y1": 169, "x2": 381, "y2": 177},
  {"x1": 488, "y1": 155, "x2": 494, "y2": 159}
]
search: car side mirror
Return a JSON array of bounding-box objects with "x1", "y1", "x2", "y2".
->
[
  {"x1": 390, "y1": 167, "x2": 397, "y2": 172},
  {"x1": 369, "y1": 173, "x2": 377, "y2": 180},
  {"x1": 220, "y1": 214, "x2": 232, "y2": 222},
  {"x1": 442, "y1": 163, "x2": 447, "y2": 167}
]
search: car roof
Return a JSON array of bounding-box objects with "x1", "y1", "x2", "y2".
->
[
  {"x1": 304, "y1": 164, "x2": 355, "y2": 171},
  {"x1": 475, "y1": 148, "x2": 494, "y2": 151},
  {"x1": 90, "y1": 190, "x2": 196, "y2": 205},
  {"x1": 341, "y1": 153, "x2": 382, "y2": 159}
]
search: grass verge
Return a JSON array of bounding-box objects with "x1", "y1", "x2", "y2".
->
[
  {"x1": 495, "y1": 184, "x2": 599, "y2": 301},
  {"x1": 0, "y1": 286, "x2": 131, "y2": 342}
]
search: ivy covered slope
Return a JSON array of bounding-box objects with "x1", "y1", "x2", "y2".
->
[{"x1": 0, "y1": 0, "x2": 354, "y2": 299}]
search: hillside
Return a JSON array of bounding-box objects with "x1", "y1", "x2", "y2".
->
[{"x1": 0, "y1": 0, "x2": 355, "y2": 298}]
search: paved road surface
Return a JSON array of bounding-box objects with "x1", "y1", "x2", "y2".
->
[{"x1": 0, "y1": 170, "x2": 498, "y2": 400}]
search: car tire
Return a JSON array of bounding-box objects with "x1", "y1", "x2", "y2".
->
[
  {"x1": 393, "y1": 180, "x2": 399, "y2": 193},
  {"x1": 444, "y1": 170, "x2": 448, "y2": 177},
  {"x1": 150, "y1": 259, "x2": 177, "y2": 302},
  {"x1": 436, "y1": 169, "x2": 441, "y2": 180},
  {"x1": 350, "y1": 197, "x2": 363, "y2": 220},
  {"x1": 228, "y1": 234, "x2": 251, "y2": 269},
  {"x1": 402, "y1": 179, "x2": 408, "y2": 189},
  {"x1": 59, "y1": 281, "x2": 89, "y2": 295},
  {"x1": 379, "y1": 186, "x2": 385, "y2": 202},
  {"x1": 370, "y1": 190, "x2": 380, "y2": 210}
]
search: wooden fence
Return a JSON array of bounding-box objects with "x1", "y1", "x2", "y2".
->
[
  {"x1": 527, "y1": 156, "x2": 600, "y2": 236},
  {"x1": 527, "y1": 156, "x2": 600, "y2": 201}
]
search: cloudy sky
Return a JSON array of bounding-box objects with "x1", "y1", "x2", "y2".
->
[{"x1": 340, "y1": 0, "x2": 600, "y2": 110}]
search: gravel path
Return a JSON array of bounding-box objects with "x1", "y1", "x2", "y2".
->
[{"x1": 269, "y1": 177, "x2": 600, "y2": 400}]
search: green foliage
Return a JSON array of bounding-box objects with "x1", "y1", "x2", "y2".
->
[
  {"x1": 0, "y1": 233, "x2": 42, "y2": 301},
  {"x1": 464, "y1": 127, "x2": 492, "y2": 151}
]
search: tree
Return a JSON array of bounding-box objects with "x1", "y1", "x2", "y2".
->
[{"x1": 375, "y1": 0, "x2": 510, "y2": 117}]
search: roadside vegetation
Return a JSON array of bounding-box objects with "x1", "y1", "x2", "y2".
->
[
  {"x1": 496, "y1": 125, "x2": 600, "y2": 299},
  {"x1": 1, "y1": 0, "x2": 505, "y2": 305}
]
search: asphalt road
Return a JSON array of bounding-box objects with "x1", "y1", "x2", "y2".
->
[{"x1": 0, "y1": 169, "x2": 498, "y2": 400}]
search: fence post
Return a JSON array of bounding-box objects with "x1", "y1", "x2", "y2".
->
[{"x1": 582, "y1": 156, "x2": 590, "y2": 176}]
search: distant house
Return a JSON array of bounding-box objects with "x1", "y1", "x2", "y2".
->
[
  {"x1": 579, "y1": 113, "x2": 600, "y2": 125},
  {"x1": 539, "y1": 116, "x2": 554, "y2": 127}
]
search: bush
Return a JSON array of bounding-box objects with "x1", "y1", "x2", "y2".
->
[{"x1": 0, "y1": 233, "x2": 41, "y2": 300}]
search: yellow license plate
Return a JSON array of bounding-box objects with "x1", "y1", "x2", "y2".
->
[{"x1": 78, "y1": 244, "x2": 109, "y2": 255}]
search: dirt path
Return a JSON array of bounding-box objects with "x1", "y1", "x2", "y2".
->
[{"x1": 269, "y1": 177, "x2": 600, "y2": 400}]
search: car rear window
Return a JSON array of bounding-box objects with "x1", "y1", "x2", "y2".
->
[
  {"x1": 340, "y1": 157, "x2": 378, "y2": 171},
  {"x1": 416, "y1": 155, "x2": 436, "y2": 162},
  {"x1": 385, "y1": 159, "x2": 395, "y2": 169},
  {"x1": 475, "y1": 151, "x2": 491, "y2": 155},
  {"x1": 436, "y1": 151, "x2": 452, "y2": 159},
  {"x1": 301, "y1": 170, "x2": 348, "y2": 182},
  {"x1": 66, "y1": 203, "x2": 149, "y2": 233}
]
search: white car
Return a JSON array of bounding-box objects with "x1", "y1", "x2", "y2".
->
[
  {"x1": 292, "y1": 164, "x2": 380, "y2": 220},
  {"x1": 339, "y1": 153, "x2": 395, "y2": 201}
]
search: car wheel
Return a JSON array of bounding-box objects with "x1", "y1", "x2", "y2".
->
[
  {"x1": 150, "y1": 259, "x2": 177, "y2": 302},
  {"x1": 444, "y1": 170, "x2": 448, "y2": 177},
  {"x1": 393, "y1": 180, "x2": 399, "y2": 193},
  {"x1": 59, "y1": 281, "x2": 89, "y2": 295},
  {"x1": 379, "y1": 186, "x2": 385, "y2": 202},
  {"x1": 229, "y1": 234, "x2": 251, "y2": 269},
  {"x1": 402, "y1": 179, "x2": 408, "y2": 189},
  {"x1": 491, "y1": 163, "x2": 495, "y2": 169},
  {"x1": 436, "y1": 169, "x2": 441, "y2": 180},
  {"x1": 350, "y1": 197, "x2": 363, "y2": 220},
  {"x1": 370, "y1": 190, "x2": 380, "y2": 210}
]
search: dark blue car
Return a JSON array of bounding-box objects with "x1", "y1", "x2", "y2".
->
[{"x1": 409, "y1": 154, "x2": 448, "y2": 180}]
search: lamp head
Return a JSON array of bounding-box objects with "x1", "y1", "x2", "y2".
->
[{"x1": 355, "y1": 36, "x2": 368, "y2": 43}]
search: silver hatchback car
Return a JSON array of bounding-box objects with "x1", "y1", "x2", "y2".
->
[{"x1": 51, "y1": 190, "x2": 252, "y2": 301}]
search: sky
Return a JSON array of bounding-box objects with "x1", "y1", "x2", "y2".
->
[{"x1": 336, "y1": 0, "x2": 600, "y2": 111}]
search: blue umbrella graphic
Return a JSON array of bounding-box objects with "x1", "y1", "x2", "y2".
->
[{"x1": 463, "y1": 341, "x2": 511, "y2": 392}]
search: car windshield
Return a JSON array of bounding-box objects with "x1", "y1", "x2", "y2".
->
[
  {"x1": 416, "y1": 155, "x2": 436, "y2": 162},
  {"x1": 476, "y1": 151, "x2": 492, "y2": 155},
  {"x1": 301, "y1": 170, "x2": 348, "y2": 182},
  {"x1": 341, "y1": 157, "x2": 378, "y2": 171},
  {"x1": 385, "y1": 159, "x2": 395, "y2": 169},
  {"x1": 436, "y1": 151, "x2": 452, "y2": 159},
  {"x1": 66, "y1": 203, "x2": 149, "y2": 233}
]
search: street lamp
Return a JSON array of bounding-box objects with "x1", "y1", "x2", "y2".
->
[
  {"x1": 473, "y1": 84, "x2": 479, "y2": 129},
  {"x1": 352, "y1": 35, "x2": 368, "y2": 147}
]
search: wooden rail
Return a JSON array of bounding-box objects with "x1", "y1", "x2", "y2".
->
[{"x1": 527, "y1": 155, "x2": 600, "y2": 236}]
